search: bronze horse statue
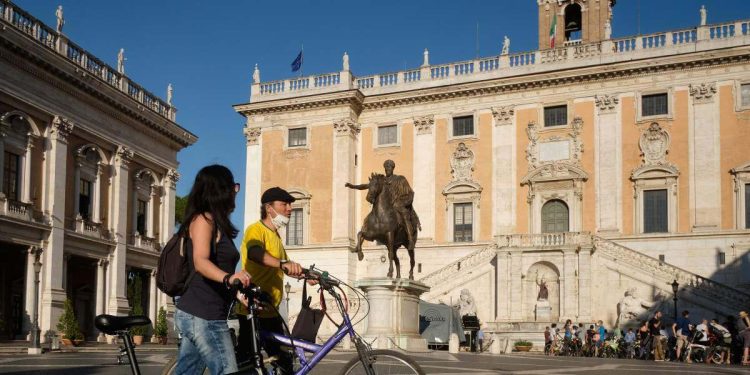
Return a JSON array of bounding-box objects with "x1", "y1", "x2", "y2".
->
[{"x1": 355, "y1": 173, "x2": 419, "y2": 279}]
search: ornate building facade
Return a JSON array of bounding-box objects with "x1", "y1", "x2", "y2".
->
[
  {"x1": 0, "y1": 2, "x2": 194, "y2": 342},
  {"x1": 236, "y1": 1, "x2": 750, "y2": 342}
]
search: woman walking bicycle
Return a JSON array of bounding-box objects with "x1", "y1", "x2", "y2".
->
[{"x1": 173, "y1": 165, "x2": 251, "y2": 374}]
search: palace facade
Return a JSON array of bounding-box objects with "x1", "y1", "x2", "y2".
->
[
  {"x1": 0, "y1": 1, "x2": 194, "y2": 342},
  {"x1": 236, "y1": 1, "x2": 750, "y2": 343}
]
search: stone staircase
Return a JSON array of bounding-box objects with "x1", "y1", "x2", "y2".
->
[{"x1": 592, "y1": 236, "x2": 750, "y2": 315}]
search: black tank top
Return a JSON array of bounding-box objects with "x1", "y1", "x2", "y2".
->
[{"x1": 177, "y1": 231, "x2": 239, "y2": 320}]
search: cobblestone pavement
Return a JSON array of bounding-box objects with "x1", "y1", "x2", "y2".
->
[{"x1": 3, "y1": 350, "x2": 750, "y2": 374}]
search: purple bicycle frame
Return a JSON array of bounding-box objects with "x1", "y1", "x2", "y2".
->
[{"x1": 261, "y1": 312, "x2": 357, "y2": 375}]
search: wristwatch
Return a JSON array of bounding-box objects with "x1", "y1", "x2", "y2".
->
[{"x1": 279, "y1": 259, "x2": 289, "y2": 269}]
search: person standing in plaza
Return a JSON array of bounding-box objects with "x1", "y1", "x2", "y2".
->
[
  {"x1": 738, "y1": 311, "x2": 750, "y2": 365},
  {"x1": 650, "y1": 311, "x2": 666, "y2": 361},
  {"x1": 672, "y1": 310, "x2": 691, "y2": 362},
  {"x1": 237, "y1": 187, "x2": 306, "y2": 374},
  {"x1": 174, "y1": 165, "x2": 252, "y2": 375}
]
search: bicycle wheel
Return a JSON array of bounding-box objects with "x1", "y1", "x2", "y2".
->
[{"x1": 340, "y1": 349, "x2": 425, "y2": 375}]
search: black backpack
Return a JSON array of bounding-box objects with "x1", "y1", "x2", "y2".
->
[{"x1": 156, "y1": 226, "x2": 216, "y2": 297}]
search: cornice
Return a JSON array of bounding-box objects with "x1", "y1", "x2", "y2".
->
[
  {"x1": 233, "y1": 89, "x2": 364, "y2": 117},
  {"x1": 0, "y1": 28, "x2": 196, "y2": 149},
  {"x1": 233, "y1": 47, "x2": 750, "y2": 115}
]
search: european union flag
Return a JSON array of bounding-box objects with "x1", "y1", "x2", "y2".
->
[{"x1": 291, "y1": 51, "x2": 303, "y2": 72}]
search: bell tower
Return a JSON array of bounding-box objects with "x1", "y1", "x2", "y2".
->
[{"x1": 537, "y1": 0, "x2": 615, "y2": 50}]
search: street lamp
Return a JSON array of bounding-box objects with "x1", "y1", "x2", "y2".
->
[
  {"x1": 671, "y1": 279, "x2": 679, "y2": 322},
  {"x1": 284, "y1": 282, "x2": 292, "y2": 321},
  {"x1": 29, "y1": 247, "x2": 43, "y2": 355}
]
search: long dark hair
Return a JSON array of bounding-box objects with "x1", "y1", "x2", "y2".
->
[{"x1": 179, "y1": 164, "x2": 238, "y2": 238}]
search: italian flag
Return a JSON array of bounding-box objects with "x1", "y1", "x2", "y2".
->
[{"x1": 549, "y1": 15, "x2": 557, "y2": 48}]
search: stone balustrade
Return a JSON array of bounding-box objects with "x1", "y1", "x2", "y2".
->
[
  {"x1": 72, "y1": 215, "x2": 110, "y2": 240},
  {"x1": 3, "y1": 198, "x2": 32, "y2": 221},
  {"x1": 131, "y1": 232, "x2": 159, "y2": 251},
  {"x1": 249, "y1": 18, "x2": 750, "y2": 103},
  {"x1": 418, "y1": 244, "x2": 498, "y2": 287},
  {"x1": 0, "y1": 0, "x2": 175, "y2": 121},
  {"x1": 593, "y1": 237, "x2": 750, "y2": 311}
]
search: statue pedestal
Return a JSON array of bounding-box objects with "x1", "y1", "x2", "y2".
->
[
  {"x1": 535, "y1": 300, "x2": 552, "y2": 322},
  {"x1": 355, "y1": 278, "x2": 430, "y2": 351}
]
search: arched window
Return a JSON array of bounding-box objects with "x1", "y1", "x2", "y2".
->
[
  {"x1": 542, "y1": 200, "x2": 569, "y2": 233},
  {"x1": 564, "y1": 3, "x2": 582, "y2": 42}
]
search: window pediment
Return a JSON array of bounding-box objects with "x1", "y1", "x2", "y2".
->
[
  {"x1": 631, "y1": 165, "x2": 679, "y2": 181},
  {"x1": 521, "y1": 162, "x2": 588, "y2": 185}
]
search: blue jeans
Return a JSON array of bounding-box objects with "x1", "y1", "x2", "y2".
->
[{"x1": 174, "y1": 308, "x2": 237, "y2": 375}]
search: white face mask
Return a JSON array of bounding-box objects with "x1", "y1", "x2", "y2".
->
[{"x1": 270, "y1": 207, "x2": 289, "y2": 229}]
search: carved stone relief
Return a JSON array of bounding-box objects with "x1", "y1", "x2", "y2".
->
[
  {"x1": 491, "y1": 105, "x2": 515, "y2": 126},
  {"x1": 595, "y1": 94, "x2": 619, "y2": 113},
  {"x1": 689, "y1": 82, "x2": 717, "y2": 104},
  {"x1": 244, "y1": 127, "x2": 261, "y2": 146},
  {"x1": 638, "y1": 122, "x2": 671, "y2": 167},
  {"x1": 414, "y1": 115, "x2": 435, "y2": 135},
  {"x1": 450, "y1": 142, "x2": 475, "y2": 182},
  {"x1": 333, "y1": 118, "x2": 361, "y2": 137}
]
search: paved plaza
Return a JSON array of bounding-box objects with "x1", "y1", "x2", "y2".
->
[{"x1": 2, "y1": 350, "x2": 750, "y2": 374}]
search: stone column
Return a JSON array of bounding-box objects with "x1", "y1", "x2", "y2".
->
[
  {"x1": 331, "y1": 118, "x2": 360, "y2": 243},
  {"x1": 95, "y1": 259, "x2": 108, "y2": 342},
  {"x1": 20, "y1": 137, "x2": 33, "y2": 202},
  {"x1": 689, "y1": 83, "x2": 721, "y2": 231},
  {"x1": 108, "y1": 145, "x2": 134, "y2": 316},
  {"x1": 495, "y1": 248, "x2": 511, "y2": 321},
  {"x1": 562, "y1": 249, "x2": 578, "y2": 320},
  {"x1": 146, "y1": 185, "x2": 157, "y2": 237},
  {"x1": 39, "y1": 116, "x2": 73, "y2": 338},
  {"x1": 594, "y1": 95, "x2": 622, "y2": 234},
  {"x1": 577, "y1": 246, "x2": 592, "y2": 321},
  {"x1": 509, "y1": 250, "x2": 523, "y2": 321},
  {"x1": 162, "y1": 169, "x2": 179, "y2": 243},
  {"x1": 24, "y1": 246, "x2": 37, "y2": 340},
  {"x1": 73, "y1": 160, "x2": 81, "y2": 215},
  {"x1": 492, "y1": 106, "x2": 516, "y2": 236},
  {"x1": 149, "y1": 270, "x2": 158, "y2": 343},
  {"x1": 413, "y1": 116, "x2": 435, "y2": 241},
  {"x1": 92, "y1": 163, "x2": 103, "y2": 223},
  {"x1": 243, "y1": 127, "x2": 262, "y2": 226}
]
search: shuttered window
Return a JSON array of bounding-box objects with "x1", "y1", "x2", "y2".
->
[
  {"x1": 452, "y1": 116, "x2": 474, "y2": 137},
  {"x1": 544, "y1": 105, "x2": 567, "y2": 127},
  {"x1": 542, "y1": 200, "x2": 569, "y2": 233},
  {"x1": 642, "y1": 93, "x2": 668, "y2": 117},
  {"x1": 288, "y1": 128, "x2": 307, "y2": 147},
  {"x1": 453, "y1": 203, "x2": 473, "y2": 242},
  {"x1": 286, "y1": 208, "x2": 304, "y2": 245},
  {"x1": 378, "y1": 125, "x2": 397, "y2": 145},
  {"x1": 644, "y1": 189, "x2": 668, "y2": 233}
]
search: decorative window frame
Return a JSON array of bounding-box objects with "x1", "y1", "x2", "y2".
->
[
  {"x1": 443, "y1": 181, "x2": 482, "y2": 243},
  {"x1": 285, "y1": 188, "x2": 312, "y2": 246},
  {"x1": 373, "y1": 122, "x2": 402, "y2": 149},
  {"x1": 539, "y1": 101, "x2": 572, "y2": 129},
  {"x1": 448, "y1": 111, "x2": 479, "y2": 141},
  {"x1": 731, "y1": 162, "x2": 750, "y2": 229},
  {"x1": 636, "y1": 88, "x2": 674, "y2": 122},
  {"x1": 73, "y1": 144, "x2": 107, "y2": 223},
  {"x1": 283, "y1": 126, "x2": 311, "y2": 151},
  {"x1": 734, "y1": 80, "x2": 750, "y2": 112},
  {"x1": 0, "y1": 110, "x2": 41, "y2": 203},
  {"x1": 631, "y1": 165, "x2": 679, "y2": 234},
  {"x1": 521, "y1": 162, "x2": 587, "y2": 233},
  {"x1": 132, "y1": 168, "x2": 160, "y2": 238}
]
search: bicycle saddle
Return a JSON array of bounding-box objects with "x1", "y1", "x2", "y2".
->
[{"x1": 95, "y1": 314, "x2": 151, "y2": 334}]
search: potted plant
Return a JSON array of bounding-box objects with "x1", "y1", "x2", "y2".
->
[
  {"x1": 513, "y1": 340, "x2": 533, "y2": 352},
  {"x1": 154, "y1": 307, "x2": 168, "y2": 345},
  {"x1": 128, "y1": 274, "x2": 148, "y2": 345},
  {"x1": 56, "y1": 299, "x2": 83, "y2": 346}
]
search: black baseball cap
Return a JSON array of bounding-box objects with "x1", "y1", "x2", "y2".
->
[{"x1": 261, "y1": 187, "x2": 295, "y2": 204}]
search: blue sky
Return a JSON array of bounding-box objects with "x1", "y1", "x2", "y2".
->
[{"x1": 15, "y1": 0, "x2": 750, "y2": 231}]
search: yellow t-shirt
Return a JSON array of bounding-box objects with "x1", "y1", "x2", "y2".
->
[{"x1": 239, "y1": 220, "x2": 288, "y2": 318}]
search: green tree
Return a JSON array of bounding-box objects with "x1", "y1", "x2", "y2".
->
[
  {"x1": 174, "y1": 195, "x2": 187, "y2": 226},
  {"x1": 56, "y1": 299, "x2": 83, "y2": 340},
  {"x1": 154, "y1": 307, "x2": 168, "y2": 337},
  {"x1": 128, "y1": 273, "x2": 149, "y2": 336}
]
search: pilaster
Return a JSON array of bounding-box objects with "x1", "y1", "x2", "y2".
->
[
  {"x1": 149, "y1": 270, "x2": 158, "y2": 343},
  {"x1": 495, "y1": 249, "x2": 512, "y2": 321},
  {"x1": 244, "y1": 126, "x2": 262, "y2": 227},
  {"x1": 413, "y1": 115, "x2": 435, "y2": 241},
  {"x1": 509, "y1": 250, "x2": 523, "y2": 321},
  {"x1": 40, "y1": 116, "x2": 72, "y2": 336},
  {"x1": 108, "y1": 145, "x2": 133, "y2": 316},
  {"x1": 688, "y1": 82, "x2": 721, "y2": 231},
  {"x1": 95, "y1": 259, "x2": 108, "y2": 342},
  {"x1": 594, "y1": 94, "x2": 622, "y2": 233},
  {"x1": 331, "y1": 118, "x2": 360, "y2": 244},
  {"x1": 162, "y1": 169, "x2": 179, "y2": 243},
  {"x1": 491, "y1": 106, "x2": 516, "y2": 236}
]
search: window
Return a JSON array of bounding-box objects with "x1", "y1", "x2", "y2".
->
[
  {"x1": 79, "y1": 179, "x2": 92, "y2": 220},
  {"x1": 642, "y1": 93, "x2": 668, "y2": 117},
  {"x1": 746, "y1": 184, "x2": 750, "y2": 229},
  {"x1": 452, "y1": 116, "x2": 474, "y2": 137},
  {"x1": 643, "y1": 189, "x2": 668, "y2": 233},
  {"x1": 564, "y1": 3, "x2": 582, "y2": 42},
  {"x1": 2, "y1": 151, "x2": 20, "y2": 201},
  {"x1": 286, "y1": 208, "x2": 304, "y2": 245},
  {"x1": 288, "y1": 127, "x2": 306, "y2": 147},
  {"x1": 541, "y1": 200, "x2": 569, "y2": 233},
  {"x1": 136, "y1": 199, "x2": 147, "y2": 235},
  {"x1": 378, "y1": 125, "x2": 397, "y2": 145},
  {"x1": 544, "y1": 105, "x2": 567, "y2": 127},
  {"x1": 742, "y1": 84, "x2": 750, "y2": 108},
  {"x1": 453, "y1": 202, "x2": 473, "y2": 242}
]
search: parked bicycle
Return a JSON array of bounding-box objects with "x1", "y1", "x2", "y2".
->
[
  {"x1": 94, "y1": 314, "x2": 152, "y2": 375},
  {"x1": 161, "y1": 266, "x2": 424, "y2": 375}
]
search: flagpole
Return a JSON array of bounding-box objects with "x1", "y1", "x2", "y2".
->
[{"x1": 300, "y1": 43, "x2": 304, "y2": 78}]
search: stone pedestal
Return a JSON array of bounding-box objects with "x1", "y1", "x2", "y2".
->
[
  {"x1": 355, "y1": 278, "x2": 430, "y2": 351},
  {"x1": 535, "y1": 300, "x2": 552, "y2": 321}
]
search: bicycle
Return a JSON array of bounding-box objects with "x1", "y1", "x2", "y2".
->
[
  {"x1": 162, "y1": 266, "x2": 425, "y2": 375},
  {"x1": 93, "y1": 314, "x2": 152, "y2": 375}
]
